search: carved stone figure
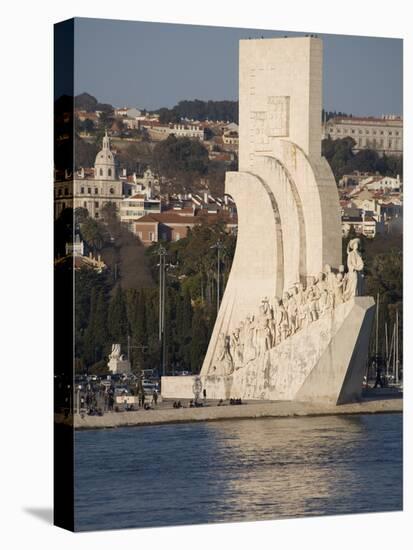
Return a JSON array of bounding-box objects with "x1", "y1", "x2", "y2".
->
[
  {"x1": 215, "y1": 332, "x2": 234, "y2": 375},
  {"x1": 296, "y1": 283, "x2": 307, "y2": 330},
  {"x1": 318, "y1": 288, "x2": 333, "y2": 316},
  {"x1": 306, "y1": 277, "x2": 319, "y2": 322},
  {"x1": 338, "y1": 264, "x2": 348, "y2": 299},
  {"x1": 278, "y1": 296, "x2": 289, "y2": 341},
  {"x1": 315, "y1": 272, "x2": 326, "y2": 294},
  {"x1": 107, "y1": 343, "x2": 131, "y2": 374},
  {"x1": 334, "y1": 272, "x2": 345, "y2": 305},
  {"x1": 243, "y1": 316, "x2": 257, "y2": 363},
  {"x1": 325, "y1": 264, "x2": 337, "y2": 298},
  {"x1": 109, "y1": 344, "x2": 121, "y2": 360},
  {"x1": 255, "y1": 304, "x2": 271, "y2": 355},
  {"x1": 230, "y1": 328, "x2": 244, "y2": 369},
  {"x1": 287, "y1": 288, "x2": 299, "y2": 334},
  {"x1": 345, "y1": 238, "x2": 364, "y2": 299}
]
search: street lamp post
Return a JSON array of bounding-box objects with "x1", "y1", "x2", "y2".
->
[
  {"x1": 156, "y1": 245, "x2": 167, "y2": 376},
  {"x1": 155, "y1": 245, "x2": 178, "y2": 378}
]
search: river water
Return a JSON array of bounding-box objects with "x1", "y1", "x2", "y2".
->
[{"x1": 74, "y1": 414, "x2": 402, "y2": 531}]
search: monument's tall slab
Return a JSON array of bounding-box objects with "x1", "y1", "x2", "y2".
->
[
  {"x1": 162, "y1": 37, "x2": 375, "y2": 405},
  {"x1": 239, "y1": 37, "x2": 323, "y2": 166}
]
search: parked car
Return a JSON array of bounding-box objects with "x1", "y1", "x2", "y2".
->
[
  {"x1": 142, "y1": 380, "x2": 157, "y2": 394},
  {"x1": 114, "y1": 386, "x2": 129, "y2": 395}
]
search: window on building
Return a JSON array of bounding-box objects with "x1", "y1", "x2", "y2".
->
[
  {"x1": 80, "y1": 187, "x2": 84, "y2": 194},
  {"x1": 108, "y1": 168, "x2": 112, "y2": 177},
  {"x1": 351, "y1": 129, "x2": 355, "y2": 133},
  {"x1": 175, "y1": 233, "x2": 180, "y2": 241},
  {"x1": 62, "y1": 202, "x2": 66, "y2": 209},
  {"x1": 381, "y1": 131, "x2": 384, "y2": 135},
  {"x1": 94, "y1": 188, "x2": 98, "y2": 194},
  {"x1": 99, "y1": 169, "x2": 103, "y2": 176},
  {"x1": 389, "y1": 131, "x2": 393, "y2": 135},
  {"x1": 149, "y1": 231, "x2": 155, "y2": 241},
  {"x1": 58, "y1": 189, "x2": 62, "y2": 196},
  {"x1": 359, "y1": 130, "x2": 362, "y2": 134},
  {"x1": 88, "y1": 188, "x2": 91, "y2": 194},
  {"x1": 95, "y1": 212, "x2": 99, "y2": 218},
  {"x1": 83, "y1": 201, "x2": 87, "y2": 208},
  {"x1": 110, "y1": 188, "x2": 114, "y2": 194},
  {"x1": 366, "y1": 130, "x2": 369, "y2": 134},
  {"x1": 94, "y1": 201, "x2": 99, "y2": 208},
  {"x1": 64, "y1": 188, "x2": 69, "y2": 195}
]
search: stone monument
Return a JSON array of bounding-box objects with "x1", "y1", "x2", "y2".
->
[
  {"x1": 161, "y1": 37, "x2": 375, "y2": 404},
  {"x1": 107, "y1": 344, "x2": 131, "y2": 375}
]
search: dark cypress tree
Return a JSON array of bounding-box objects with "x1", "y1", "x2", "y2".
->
[
  {"x1": 190, "y1": 306, "x2": 208, "y2": 373},
  {"x1": 83, "y1": 288, "x2": 97, "y2": 365},
  {"x1": 107, "y1": 285, "x2": 128, "y2": 344},
  {"x1": 94, "y1": 288, "x2": 109, "y2": 358}
]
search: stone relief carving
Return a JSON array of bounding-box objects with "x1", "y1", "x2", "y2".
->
[{"x1": 210, "y1": 256, "x2": 364, "y2": 375}]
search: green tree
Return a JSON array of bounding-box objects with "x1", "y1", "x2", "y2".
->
[
  {"x1": 190, "y1": 305, "x2": 209, "y2": 373},
  {"x1": 75, "y1": 134, "x2": 99, "y2": 170},
  {"x1": 108, "y1": 285, "x2": 129, "y2": 343},
  {"x1": 322, "y1": 136, "x2": 355, "y2": 181},
  {"x1": 82, "y1": 287, "x2": 109, "y2": 366},
  {"x1": 152, "y1": 135, "x2": 209, "y2": 192},
  {"x1": 75, "y1": 92, "x2": 98, "y2": 111},
  {"x1": 74, "y1": 206, "x2": 89, "y2": 225},
  {"x1": 101, "y1": 201, "x2": 118, "y2": 225},
  {"x1": 80, "y1": 218, "x2": 108, "y2": 251},
  {"x1": 54, "y1": 207, "x2": 73, "y2": 257}
]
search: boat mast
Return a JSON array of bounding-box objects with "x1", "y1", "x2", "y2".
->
[{"x1": 395, "y1": 310, "x2": 399, "y2": 385}]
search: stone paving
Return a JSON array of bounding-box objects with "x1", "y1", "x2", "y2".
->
[{"x1": 63, "y1": 395, "x2": 403, "y2": 430}]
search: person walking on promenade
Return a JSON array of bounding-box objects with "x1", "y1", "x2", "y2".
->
[
  {"x1": 108, "y1": 392, "x2": 114, "y2": 412},
  {"x1": 152, "y1": 390, "x2": 158, "y2": 407},
  {"x1": 203, "y1": 388, "x2": 207, "y2": 403},
  {"x1": 374, "y1": 365, "x2": 384, "y2": 388}
]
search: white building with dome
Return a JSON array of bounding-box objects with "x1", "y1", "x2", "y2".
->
[
  {"x1": 94, "y1": 131, "x2": 117, "y2": 180},
  {"x1": 54, "y1": 131, "x2": 124, "y2": 220}
]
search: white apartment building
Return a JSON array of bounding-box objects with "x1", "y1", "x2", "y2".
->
[
  {"x1": 324, "y1": 115, "x2": 403, "y2": 156},
  {"x1": 365, "y1": 175, "x2": 402, "y2": 192},
  {"x1": 148, "y1": 123, "x2": 204, "y2": 141},
  {"x1": 119, "y1": 194, "x2": 162, "y2": 231}
]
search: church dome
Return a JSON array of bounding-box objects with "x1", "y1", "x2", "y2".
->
[{"x1": 94, "y1": 130, "x2": 116, "y2": 180}]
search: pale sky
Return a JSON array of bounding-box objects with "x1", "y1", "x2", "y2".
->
[{"x1": 65, "y1": 17, "x2": 402, "y2": 117}]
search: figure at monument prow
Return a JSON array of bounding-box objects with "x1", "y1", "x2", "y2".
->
[{"x1": 345, "y1": 238, "x2": 364, "y2": 299}]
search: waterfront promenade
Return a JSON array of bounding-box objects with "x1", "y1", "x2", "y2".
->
[{"x1": 59, "y1": 392, "x2": 402, "y2": 430}]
